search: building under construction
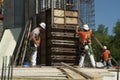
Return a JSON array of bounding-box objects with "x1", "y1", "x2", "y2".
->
[
  {"x1": 0, "y1": 0, "x2": 119, "y2": 80},
  {"x1": 0, "y1": 0, "x2": 95, "y2": 66}
]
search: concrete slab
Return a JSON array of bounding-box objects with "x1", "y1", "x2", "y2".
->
[
  {"x1": 0, "y1": 28, "x2": 21, "y2": 68},
  {"x1": 0, "y1": 66, "x2": 119, "y2": 80},
  {"x1": 0, "y1": 66, "x2": 67, "y2": 79},
  {"x1": 102, "y1": 72, "x2": 120, "y2": 80}
]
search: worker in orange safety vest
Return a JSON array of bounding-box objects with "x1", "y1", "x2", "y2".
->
[
  {"x1": 76, "y1": 24, "x2": 96, "y2": 67},
  {"x1": 101, "y1": 46, "x2": 112, "y2": 68}
]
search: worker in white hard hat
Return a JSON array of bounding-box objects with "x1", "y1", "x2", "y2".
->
[
  {"x1": 76, "y1": 24, "x2": 96, "y2": 68},
  {"x1": 101, "y1": 46, "x2": 112, "y2": 68},
  {"x1": 30, "y1": 22, "x2": 46, "y2": 66}
]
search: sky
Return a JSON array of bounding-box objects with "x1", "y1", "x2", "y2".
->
[{"x1": 95, "y1": 0, "x2": 120, "y2": 35}]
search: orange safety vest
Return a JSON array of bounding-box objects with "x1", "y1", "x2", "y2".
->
[
  {"x1": 101, "y1": 50, "x2": 110, "y2": 61},
  {"x1": 77, "y1": 30, "x2": 92, "y2": 44}
]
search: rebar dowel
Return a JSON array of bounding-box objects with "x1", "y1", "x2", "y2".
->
[
  {"x1": 117, "y1": 64, "x2": 119, "y2": 80},
  {"x1": 10, "y1": 56, "x2": 14, "y2": 80},
  {"x1": 3, "y1": 56, "x2": 7, "y2": 80},
  {"x1": 1, "y1": 56, "x2": 5, "y2": 80},
  {"x1": 8, "y1": 56, "x2": 12, "y2": 80}
]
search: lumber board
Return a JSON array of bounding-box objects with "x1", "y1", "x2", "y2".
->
[
  {"x1": 51, "y1": 55, "x2": 76, "y2": 60},
  {"x1": 51, "y1": 63, "x2": 74, "y2": 66},
  {"x1": 51, "y1": 32, "x2": 76, "y2": 38},
  {"x1": 52, "y1": 24, "x2": 76, "y2": 30},
  {"x1": 51, "y1": 47, "x2": 77, "y2": 53},
  {"x1": 47, "y1": 40, "x2": 79, "y2": 45},
  {"x1": 61, "y1": 62, "x2": 94, "y2": 79},
  {"x1": 61, "y1": 68, "x2": 85, "y2": 79},
  {"x1": 49, "y1": 39, "x2": 78, "y2": 46}
]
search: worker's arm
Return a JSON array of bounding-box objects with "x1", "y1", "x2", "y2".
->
[
  {"x1": 29, "y1": 32, "x2": 33, "y2": 40},
  {"x1": 33, "y1": 35, "x2": 40, "y2": 47},
  {"x1": 76, "y1": 25, "x2": 79, "y2": 33},
  {"x1": 35, "y1": 37, "x2": 40, "y2": 47}
]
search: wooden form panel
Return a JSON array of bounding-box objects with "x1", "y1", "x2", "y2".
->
[
  {"x1": 54, "y1": 9, "x2": 64, "y2": 17},
  {"x1": 53, "y1": 9, "x2": 78, "y2": 24},
  {"x1": 54, "y1": 17, "x2": 78, "y2": 24},
  {"x1": 65, "y1": 11, "x2": 78, "y2": 17},
  {"x1": 66, "y1": 17, "x2": 78, "y2": 24},
  {"x1": 54, "y1": 9, "x2": 78, "y2": 17},
  {"x1": 43, "y1": 9, "x2": 80, "y2": 66},
  {"x1": 54, "y1": 17, "x2": 64, "y2": 24}
]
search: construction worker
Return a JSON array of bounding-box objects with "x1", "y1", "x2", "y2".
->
[
  {"x1": 76, "y1": 24, "x2": 96, "y2": 68},
  {"x1": 30, "y1": 22, "x2": 46, "y2": 66},
  {"x1": 101, "y1": 46, "x2": 112, "y2": 68}
]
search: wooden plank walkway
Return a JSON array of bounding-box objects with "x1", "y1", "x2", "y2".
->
[
  {"x1": 12, "y1": 66, "x2": 66, "y2": 79},
  {"x1": 0, "y1": 66, "x2": 116, "y2": 80}
]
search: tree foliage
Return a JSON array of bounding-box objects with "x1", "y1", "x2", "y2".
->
[
  {"x1": 93, "y1": 21, "x2": 120, "y2": 64},
  {"x1": 110, "y1": 20, "x2": 120, "y2": 64},
  {"x1": 93, "y1": 24, "x2": 110, "y2": 61}
]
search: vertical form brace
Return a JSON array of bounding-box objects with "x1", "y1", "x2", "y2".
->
[
  {"x1": 51, "y1": 0, "x2": 54, "y2": 27},
  {"x1": 78, "y1": 0, "x2": 81, "y2": 26},
  {"x1": 64, "y1": 0, "x2": 66, "y2": 26}
]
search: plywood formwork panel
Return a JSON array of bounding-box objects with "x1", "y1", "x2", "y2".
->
[
  {"x1": 38, "y1": 9, "x2": 79, "y2": 66},
  {"x1": 65, "y1": 11, "x2": 78, "y2": 17},
  {"x1": 66, "y1": 17, "x2": 78, "y2": 24},
  {"x1": 54, "y1": 9, "x2": 64, "y2": 17},
  {"x1": 54, "y1": 17, "x2": 64, "y2": 24},
  {"x1": 54, "y1": 9, "x2": 78, "y2": 17}
]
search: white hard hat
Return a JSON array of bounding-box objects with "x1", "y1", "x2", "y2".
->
[
  {"x1": 103, "y1": 46, "x2": 107, "y2": 50},
  {"x1": 83, "y1": 24, "x2": 89, "y2": 30},
  {"x1": 39, "y1": 22, "x2": 46, "y2": 29}
]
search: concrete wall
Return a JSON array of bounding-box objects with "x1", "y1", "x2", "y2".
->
[
  {"x1": 3, "y1": 0, "x2": 24, "y2": 28},
  {"x1": 3, "y1": 0, "x2": 36, "y2": 29},
  {"x1": 0, "y1": 28, "x2": 21, "y2": 68}
]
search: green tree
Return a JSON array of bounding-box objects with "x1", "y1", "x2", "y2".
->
[
  {"x1": 110, "y1": 20, "x2": 120, "y2": 64},
  {"x1": 93, "y1": 24, "x2": 110, "y2": 61},
  {"x1": 93, "y1": 20, "x2": 120, "y2": 65}
]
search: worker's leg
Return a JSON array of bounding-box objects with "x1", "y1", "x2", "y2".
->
[
  {"x1": 88, "y1": 51, "x2": 96, "y2": 67},
  {"x1": 106, "y1": 59, "x2": 112, "y2": 68},
  {"x1": 31, "y1": 44, "x2": 37, "y2": 66},
  {"x1": 79, "y1": 56, "x2": 85, "y2": 67},
  {"x1": 79, "y1": 55, "x2": 85, "y2": 67},
  {"x1": 108, "y1": 59, "x2": 112, "y2": 66},
  {"x1": 103, "y1": 60, "x2": 107, "y2": 67},
  {"x1": 85, "y1": 44, "x2": 96, "y2": 67}
]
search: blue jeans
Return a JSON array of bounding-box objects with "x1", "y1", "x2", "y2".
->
[{"x1": 103, "y1": 59, "x2": 112, "y2": 67}]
